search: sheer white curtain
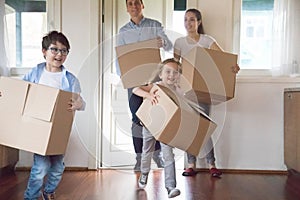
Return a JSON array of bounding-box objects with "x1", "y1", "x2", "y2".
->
[
  {"x1": 272, "y1": 0, "x2": 300, "y2": 76},
  {"x1": 0, "y1": 0, "x2": 10, "y2": 76}
]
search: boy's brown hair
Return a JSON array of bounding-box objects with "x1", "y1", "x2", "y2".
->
[{"x1": 42, "y1": 30, "x2": 70, "y2": 51}]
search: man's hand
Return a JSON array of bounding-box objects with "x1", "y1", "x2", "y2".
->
[{"x1": 156, "y1": 37, "x2": 164, "y2": 48}]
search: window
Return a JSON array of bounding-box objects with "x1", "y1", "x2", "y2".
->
[
  {"x1": 5, "y1": 0, "x2": 47, "y2": 68},
  {"x1": 240, "y1": 0, "x2": 274, "y2": 69},
  {"x1": 173, "y1": 0, "x2": 186, "y2": 35}
]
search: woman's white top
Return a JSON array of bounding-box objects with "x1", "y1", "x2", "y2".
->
[{"x1": 174, "y1": 34, "x2": 216, "y2": 58}]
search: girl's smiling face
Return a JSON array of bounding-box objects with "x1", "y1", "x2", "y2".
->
[
  {"x1": 159, "y1": 62, "x2": 180, "y2": 86},
  {"x1": 42, "y1": 41, "x2": 68, "y2": 72}
]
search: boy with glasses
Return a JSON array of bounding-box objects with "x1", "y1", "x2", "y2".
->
[{"x1": 23, "y1": 30, "x2": 85, "y2": 200}]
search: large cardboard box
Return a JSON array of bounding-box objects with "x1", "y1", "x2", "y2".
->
[
  {"x1": 181, "y1": 47, "x2": 238, "y2": 104},
  {"x1": 0, "y1": 76, "x2": 75, "y2": 155},
  {"x1": 116, "y1": 39, "x2": 161, "y2": 89},
  {"x1": 136, "y1": 84, "x2": 217, "y2": 156},
  {"x1": 284, "y1": 88, "x2": 300, "y2": 172}
]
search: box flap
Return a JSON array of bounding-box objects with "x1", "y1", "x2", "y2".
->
[
  {"x1": 23, "y1": 83, "x2": 59, "y2": 122},
  {"x1": 116, "y1": 39, "x2": 162, "y2": 88},
  {"x1": 116, "y1": 39, "x2": 160, "y2": 59},
  {"x1": 181, "y1": 47, "x2": 237, "y2": 104},
  {"x1": 46, "y1": 90, "x2": 75, "y2": 155},
  {"x1": 136, "y1": 84, "x2": 178, "y2": 136},
  {"x1": 0, "y1": 77, "x2": 29, "y2": 115}
]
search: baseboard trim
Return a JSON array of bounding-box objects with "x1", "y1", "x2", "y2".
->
[
  {"x1": 15, "y1": 167, "x2": 288, "y2": 175},
  {"x1": 16, "y1": 167, "x2": 90, "y2": 171},
  {"x1": 197, "y1": 168, "x2": 288, "y2": 175}
]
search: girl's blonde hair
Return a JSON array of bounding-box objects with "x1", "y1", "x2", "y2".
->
[
  {"x1": 150, "y1": 58, "x2": 182, "y2": 83},
  {"x1": 158, "y1": 58, "x2": 182, "y2": 74}
]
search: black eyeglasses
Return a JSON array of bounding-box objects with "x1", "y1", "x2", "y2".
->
[{"x1": 48, "y1": 47, "x2": 69, "y2": 56}]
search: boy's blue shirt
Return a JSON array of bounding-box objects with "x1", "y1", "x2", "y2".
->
[{"x1": 23, "y1": 62, "x2": 82, "y2": 93}]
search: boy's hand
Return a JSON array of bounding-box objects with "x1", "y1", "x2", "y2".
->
[{"x1": 67, "y1": 95, "x2": 84, "y2": 111}]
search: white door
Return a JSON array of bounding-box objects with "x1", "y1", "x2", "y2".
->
[{"x1": 101, "y1": 0, "x2": 175, "y2": 167}]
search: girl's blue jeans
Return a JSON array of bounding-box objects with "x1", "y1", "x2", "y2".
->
[{"x1": 24, "y1": 154, "x2": 65, "y2": 200}]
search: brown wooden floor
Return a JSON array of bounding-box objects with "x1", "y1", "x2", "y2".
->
[{"x1": 0, "y1": 169, "x2": 300, "y2": 200}]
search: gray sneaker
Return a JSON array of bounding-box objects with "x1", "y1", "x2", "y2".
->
[
  {"x1": 42, "y1": 192, "x2": 55, "y2": 200},
  {"x1": 167, "y1": 188, "x2": 180, "y2": 198},
  {"x1": 138, "y1": 173, "x2": 148, "y2": 188}
]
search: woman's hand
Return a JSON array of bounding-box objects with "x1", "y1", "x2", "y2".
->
[{"x1": 232, "y1": 64, "x2": 240, "y2": 74}]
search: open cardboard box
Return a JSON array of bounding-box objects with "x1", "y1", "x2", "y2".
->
[
  {"x1": 0, "y1": 76, "x2": 76, "y2": 155},
  {"x1": 115, "y1": 39, "x2": 161, "y2": 89},
  {"x1": 136, "y1": 84, "x2": 217, "y2": 156},
  {"x1": 181, "y1": 47, "x2": 238, "y2": 104}
]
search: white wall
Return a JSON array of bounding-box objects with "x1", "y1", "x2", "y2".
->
[
  {"x1": 196, "y1": 77, "x2": 300, "y2": 170},
  {"x1": 197, "y1": 0, "x2": 235, "y2": 51}
]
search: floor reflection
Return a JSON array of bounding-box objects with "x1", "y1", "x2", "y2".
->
[{"x1": 136, "y1": 188, "x2": 148, "y2": 200}]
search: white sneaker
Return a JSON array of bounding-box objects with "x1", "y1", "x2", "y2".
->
[
  {"x1": 138, "y1": 173, "x2": 148, "y2": 188},
  {"x1": 167, "y1": 188, "x2": 180, "y2": 198}
]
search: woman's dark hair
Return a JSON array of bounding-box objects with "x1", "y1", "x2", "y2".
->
[
  {"x1": 186, "y1": 8, "x2": 205, "y2": 34},
  {"x1": 42, "y1": 30, "x2": 70, "y2": 50}
]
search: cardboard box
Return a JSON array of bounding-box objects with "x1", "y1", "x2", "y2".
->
[
  {"x1": 136, "y1": 84, "x2": 217, "y2": 156},
  {"x1": 181, "y1": 47, "x2": 238, "y2": 104},
  {"x1": 116, "y1": 39, "x2": 161, "y2": 89},
  {"x1": 284, "y1": 88, "x2": 300, "y2": 172},
  {"x1": 0, "y1": 76, "x2": 75, "y2": 155}
]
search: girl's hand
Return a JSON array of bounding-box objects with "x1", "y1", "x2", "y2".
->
[
  {"x1": 232, "y1": 64, "x2": 240, "y2": 74},
  {"x1": 67, "y1": 95, "x2": 84, "y2": 111},
  {"x1": 146, "y1": 89, "x2": 160, "y2": 105}
]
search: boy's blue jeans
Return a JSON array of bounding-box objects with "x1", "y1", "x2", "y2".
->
[{"x1": 24, "y1": 154, "x2": 65, "y2": 200}]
